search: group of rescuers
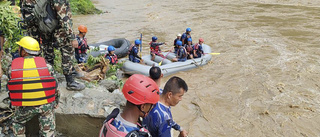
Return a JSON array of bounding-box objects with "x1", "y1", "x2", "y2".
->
[
  {"x1": 127, "y1": 27, "x2": 205, "y2": 64},
  {"x1": 0, "y1": 0, "x2": 195, "y2": 136},
  {"x1": 74, "y1": 26, "x2": 205, "y2": 65}
]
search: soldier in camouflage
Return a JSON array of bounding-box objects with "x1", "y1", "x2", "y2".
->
[
  {"x1": 7, "y1": 36, "x2": 59, "y2": 137},
  {"x1": 20, "y1": 0, "x2": 85, "y2": 91}
]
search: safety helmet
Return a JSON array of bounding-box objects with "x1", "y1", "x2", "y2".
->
[
  {"x1": 199, "y1": 38, "x2": 204, "y2": 42},
  {"x1": 186, "y1": 28, "x2": 191, "y2": 32},
  {"x1": 177, "y1": 33, "x2": 182, "y2": 37},
  {"x1": 176, "y1": 40, "x2": 182, "y2": 46},
  {"x1": 135, "y1": 39, "x2": 141, "y2": 45},
  {"x1": 122, "y1": 74, "x2": 160, "y2": 105},
  {"x1": 78, "y1": 25, "x2": 88, "y2": 33},
  {"x1": 108, "y1": 45, "x2": 115, "y2": 52},
  {"x1": 187, "y1": 38, "x2": 192, "y2": 42},
  {"x1": 152, "y1": 36, "x2": 158, "y2": 41},
  {"x1": 16, "y1": 36, "x2": 40, "y2": 55}
]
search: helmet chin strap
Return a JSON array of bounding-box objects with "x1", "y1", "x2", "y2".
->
[
  {"x1": 137, "y1": 105, "x2": 147, "y2": 118},
  {"x1": 137, "y1": 104, "x2": 153, "y2": 118}
]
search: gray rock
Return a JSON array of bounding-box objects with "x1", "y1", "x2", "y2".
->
[
  {"x1": 100, "y1": 79, "x2": 119, "y2": 92},
  {"x1": 72, "y1": 93, "x2": 84, "y2": 98},
  {"x1": 56, "y1": 81, "x2": 126, "y2": 117}
]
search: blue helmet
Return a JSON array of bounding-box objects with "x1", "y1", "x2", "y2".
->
[
  {"x1": 152, "y1": 36, "x2": 158, "y2": 41},
  {"x1": 176, "y1": 40, "x2": 182, "y2": 46},
  {"x1": 108, "y1": 45, "x2": 115, "y2": 52},
  {"x1": 135, "y1": 39, "x2": 141, "y2": 45},
  {"x1": 186, "y1": 28, "x2": 191, "y2": 32},
  {"x1": 187, "y1": 38, "x2": 192, "y2": 42}
]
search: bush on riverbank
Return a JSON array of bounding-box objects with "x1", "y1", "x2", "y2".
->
[{"x1": 70, "y1": 0, "x2": 102, "y2": 15}]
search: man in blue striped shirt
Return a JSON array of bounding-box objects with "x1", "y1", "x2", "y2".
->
[{"x1": 143, "y1": 76, "x2": 189, "y2": 137}]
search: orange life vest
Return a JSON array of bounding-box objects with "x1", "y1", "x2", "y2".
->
[
  {"x1": 149, "y1": 42, "x2": 161, "y2": 53},
  {"x1": 7, "y1": 57, "x2": 57, "y2": 106}
]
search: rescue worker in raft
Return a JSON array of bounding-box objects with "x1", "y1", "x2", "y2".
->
[
  {"x1": 99, "y1": 74, "x2": 160, "y2": 137},
  {"x1": 105, "y1": 45, "x2": 118, "y2": 65},
  {"x1": 173, "y1": 34, "x2": 182, "y2": 54},
  {"x1": 75, "y1": 25, "x2": 89, "y2": 63},
  {"x1": 184, "y1": 38, "x2": 194, "y2": 59},
  {"x1": 193, "y1": 38, "x2": 205, "y2": 58},
  {"x1": 176, "y1": 40, "x2": 187, "y2": 62},
  {"x1": 7, "y1": 36, "x2": 59, "y2": 137},
  {"x1": 150, "y1": 36, "x2": 166, "y2": 61},
  {"x1": 129, "y1": 39, "x2": 144, "y2": 63},
  {"x1": 181, "y1": 28, "x2": 192, "y2": 45}
]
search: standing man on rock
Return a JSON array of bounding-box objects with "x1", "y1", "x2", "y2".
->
[
  {"x1": 20, "y1": 0, "x2": 85, "y2": 91},
  {"x1": 7, "y1": 36, "x2": 59, "y2": 137}
]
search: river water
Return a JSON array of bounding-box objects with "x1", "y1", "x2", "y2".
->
[{"x1": 72, "y1": 0, "x2": 320, "y2": 136}]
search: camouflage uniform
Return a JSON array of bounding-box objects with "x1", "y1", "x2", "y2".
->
[
  {"x1": 20, "y1": 0, "x2": 75, "y2": 76},
  {"x1": 7, "y1": 56, "x2": 59, "y2": 137},
  {"x1": 11, "y1": 103, "x2": 56, "y2": 137}
]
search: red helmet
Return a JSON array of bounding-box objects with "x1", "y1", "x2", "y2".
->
[
  {"x1": 122, "y1": 74, "x2": 160, "y2": 105},
  {"x1": 199, "y1": 38, "x2": 204, "y2": 42},
  {"x1": 78, "y1": 25, "x2": 88, "y2": 33}
]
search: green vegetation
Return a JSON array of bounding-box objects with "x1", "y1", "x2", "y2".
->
[
  {"x1": 70, "y1": 0, "x2": 102, "y2": 15},
  {"x1": 53, "y1": 49, "x2": 63, "y2": 74},
  {"x1": 106, "y1": 64, "x2": 124, "y2": 89},
  {"x1": 86, "y1": 55, "x2": 103, "y2": 69},
  {"x1": 0, "y1": 1, "x2": 23, "y2": 53}
]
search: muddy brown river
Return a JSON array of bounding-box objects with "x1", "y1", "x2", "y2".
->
[{"x1": 71, "y1": 0, "x2": 320, "y2": 136}]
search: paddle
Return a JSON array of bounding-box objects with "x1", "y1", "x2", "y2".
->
[
  {"x1": 158, "y1": 52, "x2": 171, "y2": 66},
  {"x1": 204, "y1": 53, "x2": 220, "y2": 55},
  {"x1": 139, "y1": 33, "x2": 142, "y2": 58},
  {"x1": 159, "y1": 46, "x2": 174, "y2": 66}
]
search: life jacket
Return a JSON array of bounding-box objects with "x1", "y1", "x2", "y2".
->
[
  {"x1": 149, "y1": 42, "x2": 160, "y2": 53},
  {"x1": 177, "y1": 47, "x2": 187, "y2": 58},
  {"x1": 193, "y1": 43, "x2": 202, "y2": 52},
  {"x1": 128, "y1": 44, "x2": 136, "y2": 55},
  {"x1": 22, "y1": 0, "x2": 58, "y2": 33},
  {"x1": 77, "y1": 37, "x2": 88, "y2": 54},
  {"x1": 7, "y1": 57, "x2": 57, "y2": 106},
  {"x1": 105, "y1": 53, "x2": 118, "y2": 65},
  {"x1": 99, "y1": 108, "x2": 152, "y2": 137},
  {"x1": 185, "y1": 44, "x2": 193, "y2": 53}
]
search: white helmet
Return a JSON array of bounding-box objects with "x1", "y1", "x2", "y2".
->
[{"x1": 177, "y1": 33, "x2": 182, "y2": 37}]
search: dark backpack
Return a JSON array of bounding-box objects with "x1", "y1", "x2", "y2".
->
[{"x1": 22, "y1": 0, "x2": 58, "y2": 33}]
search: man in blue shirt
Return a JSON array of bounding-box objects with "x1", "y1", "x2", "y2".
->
[{"x1": 143, "y1": 76, "x2": 189, "y2": 137}]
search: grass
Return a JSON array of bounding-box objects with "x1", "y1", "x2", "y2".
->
[{"x1": 70, "y1": 0, "x2": 102, "y2": 15}]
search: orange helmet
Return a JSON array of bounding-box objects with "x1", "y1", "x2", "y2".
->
[{"x1": 78, "y1": 25, "x2": 87, "y2": 33}]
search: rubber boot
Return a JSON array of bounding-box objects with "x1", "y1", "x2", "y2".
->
[{"x1": 65, "y1": 75, "x2": 85, "y2": 91}]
